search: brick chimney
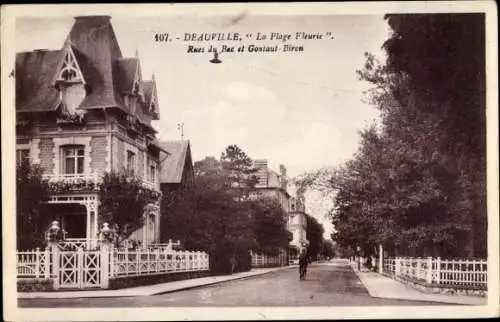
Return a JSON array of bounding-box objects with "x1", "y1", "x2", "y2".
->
[{"x1": 253, "y1": 159, "x2": 268, "y2": 187}]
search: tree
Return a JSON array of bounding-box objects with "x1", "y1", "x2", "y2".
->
[
  {"x1": 194, "y1": 156, "x2": 221, "y2": 176},
  {"x1": 381, "y1": 14, "x2": 486, "y2": 257},
  {"x1": 98, "y1": 170, "x2": 161, "y2": 247},
  {"x1": 305, "y1": 214, "x2": 324, "y2": 260},
  {"x1": 160, "y1": 168, "x2": 254, "y2": 274},
  {"x1": 247, "y1": 197, "x2": 292, "y2": 255},
  {"x1": 296, "y1": 14, "x2": 486, "y2": 258},
  {"x1": 220, "y1": 145, "x2": 259, "y2": 198},
  {"x1": 16, "y1": 159, "x2": 50, "y2": 249},
  {"x1": 321, "y1": 239, "x2": 335, "y2": 259},
  {"x1": 162, "y1": 145, "x2": 292, "y2": 274}
]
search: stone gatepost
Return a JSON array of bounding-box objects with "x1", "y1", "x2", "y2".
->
[
  {"x1": 45, "y1": 221, "x2": 62, "y2": 290},
  {"x1": 99, "y1": 222, "x2": 113, "y2": 289}
]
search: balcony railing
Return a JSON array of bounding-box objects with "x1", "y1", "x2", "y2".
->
[
  {"x1": 142, "y1": 181, "x2": 157, "y2": 190},
  {"x1": 42, "y1": 173, "x2": 99, "y2": 184},
  {"x1": 42, "y1": 173, "x2": 159, "y2": 192}
]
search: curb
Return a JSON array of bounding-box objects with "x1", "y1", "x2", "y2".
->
[{"x1": 348, "y1": 264, "x2": 486, "y2": 305}]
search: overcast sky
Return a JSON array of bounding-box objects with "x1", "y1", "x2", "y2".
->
[{"x1": 16, "y1": 14, "x2": 390, "y2": 238}]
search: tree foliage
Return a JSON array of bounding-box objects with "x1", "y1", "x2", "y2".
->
[
  {"x1": 16, "y1": 159, "x2": 50, "y2": 249},
  {"x1": 296, "y1": 14, "x2": 486, "y2": 258},
  {"x1": 220, "y1": 144, "x2": 259, "y2": 196},
  {"x1": 249, "y1": 197, "x2": 292, "y2": 255},
  {"x1": 305, "y1": 214, "x2": 324, "y2": 259},
  {"x1": 98, "y1": 170, "x2": 161, "y2": 246},
  {"x1": 161, "y1": 145, "x2": 291, "y2": 274}
]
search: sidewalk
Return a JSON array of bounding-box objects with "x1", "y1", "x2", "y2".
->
[
  {"x1": 18, "y1": 266, "x2": 292, "y2": 299},
  {"x1": 348, "y1": 262, "x2": 487, "y2": 305}
]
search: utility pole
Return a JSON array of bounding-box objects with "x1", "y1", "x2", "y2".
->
[{"x1": 177, "y1": 123, "x2": 184, "y2": 140}]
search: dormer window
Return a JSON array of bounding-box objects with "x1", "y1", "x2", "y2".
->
[
  {"x1": 53, "y1": 42, "x2": 87, "y2": 122},
  {"x1": 55, "y1": 47, "x2": 85, "y2": 85}
]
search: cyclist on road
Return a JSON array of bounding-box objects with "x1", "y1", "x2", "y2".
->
[{"x1": 299, "y1": 247, "x2": 308, "y2": 280}]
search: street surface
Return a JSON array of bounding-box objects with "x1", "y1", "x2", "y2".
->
[{"x1": 19, "y1": 261, "x2": 450, "y2": 307}]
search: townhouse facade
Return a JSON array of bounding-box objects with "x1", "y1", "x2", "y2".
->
[
  {"x1": 288, "y1": 194, "x2": 308, "y2": 249},
  {"x1": 252, "y1": 159, "x2": 308, "y2": 249},
  {"x1": 16, "y1": 16, "x2": 165, "y2": 248}
]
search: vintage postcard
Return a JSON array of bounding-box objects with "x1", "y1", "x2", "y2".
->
[{"x1": 2, "y1": 2, "x2": 499, "y2": 321}]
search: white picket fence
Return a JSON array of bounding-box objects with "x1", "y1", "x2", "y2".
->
[
  {"x1": 17, "y1": 248, "x2": 52, "y2": 279},
  {"x1": 383, "y1": 257, "x2": 487, "y2": 290},
  {"x1": 111, "y1": 248, "x2": 209, "y2": 277},
  {"x1": 251, "y1": 253, "x2": 286, "y2": 267},
  {"x1": 17, "y1": 245, "x2": 209, "y2": 289}
]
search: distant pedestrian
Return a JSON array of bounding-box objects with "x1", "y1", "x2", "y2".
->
[{"x1": 299, "y1": 248, "x2": 308, "y2": 280}]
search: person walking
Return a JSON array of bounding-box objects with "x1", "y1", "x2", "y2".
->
[{"x1": 299, "y1": 247, "x2": 308, "y2": 280}]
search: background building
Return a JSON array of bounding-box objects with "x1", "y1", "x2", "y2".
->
[
  {"x1": 288, "y1": 194, "x2": 308, "y2": 249},
  {"x1": 253, "y1": 159, "x2": 290, "y2": 214}
]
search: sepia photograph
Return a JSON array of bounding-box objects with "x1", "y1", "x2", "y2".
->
[{"x1": 2, "y1": 2, "x2": 498, "y2": 320}]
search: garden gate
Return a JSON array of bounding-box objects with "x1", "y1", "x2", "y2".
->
[{"x1": 55, "y1": 248, "x2": 108, "y2": 289}]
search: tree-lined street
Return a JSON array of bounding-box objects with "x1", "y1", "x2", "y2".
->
[{"x1": 18, "y1": 260, "x2": 449, "y2": 307}]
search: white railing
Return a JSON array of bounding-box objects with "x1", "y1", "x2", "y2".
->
[
  {"x1": 148, "y1": 240, "x2": 182, "y2": 250},
  {"x1": 111, "y1": 248, "x2": 209, "y2": 277},
  {"x1": 251, "y1": 253, "x2": 286, "y2": 267},
  {"x1": 59, "y1": 238, "x2": 100, "y2": 250},
  {"x1": 383, "y1": 257, "x2": 487, "y2": 290},
  {"x1": 42, "y1": 172, "x2": 99, "y2": 184},
  {"x1": 17, "y1": 246, "x2": 210, "y2": 288},
  {"x1": 17, "y1": 248, "x2": 51, "y2": 279}
]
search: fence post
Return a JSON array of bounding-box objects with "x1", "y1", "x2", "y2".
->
[
  {"x1": 49, "y1": 241, "x2": 60, "y2": 290},
  {"x1": 35, "y1": 247, "x2": 40, "y2": 279},
  {"x1": 156, "y1": 248, "x2": 160, "y2": 273},
  {"x1": 101, "y1": 241, "x2": 110, "y2": 289},
  {"x1": 378, "y1": 244, "x2": 383, "y2": 274},
  {"x1": 436, "y1": 257, "x2": 441, "y2": 285},
  {"x1": 44, "y1": 247, "x2": 50, "y2": 279},
  {"x1": 394, "y1": 257, "x2": 400, "y2": 278},
  {"x1": 109, "y1": 247, "x2": 115, "y2": 278}
]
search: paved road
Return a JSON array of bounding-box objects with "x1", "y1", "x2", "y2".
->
[{"x1": 19, "y1": 262, "x2": 450, "y2": 307}]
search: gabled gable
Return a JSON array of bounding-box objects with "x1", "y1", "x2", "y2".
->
[
  {"x1": 142, "y1": 74, "x2": 160, "y2": 120},
  {"x1": 51, "y1": 39, "x2": 86, "y2": 87},
  {"x1": 132, "y1": 54, "x2": 144, "y2": 97},
  {"x1": 159, "y1": 140, "x2": 193, "y2": 184}
]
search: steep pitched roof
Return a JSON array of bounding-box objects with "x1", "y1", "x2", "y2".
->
[
  {"x1": 159, "y1": 140, "x2": 191, "y2": 184},
  {"x1": 68, "y1": 16, "x2": 123, "y2": 109},
  {"x1": 16, "y1": 16, "x2": 123, "y2": 112},
  {"x1": 116, "y1": 58, "x2": 138, "y2": 94},
  {"x1": 142, "y1": 75, "x2": 160, "y2": 120},
  {"x1": 16, "y1": 15, "x2": 160, "y2": 128},
  {"x1": 16, "y1": 50, "x2": 61, "y2": 112}
]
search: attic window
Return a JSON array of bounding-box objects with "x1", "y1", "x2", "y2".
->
[{"x1": 56, "y1": 49, "x2": 85, "y2": 84}]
